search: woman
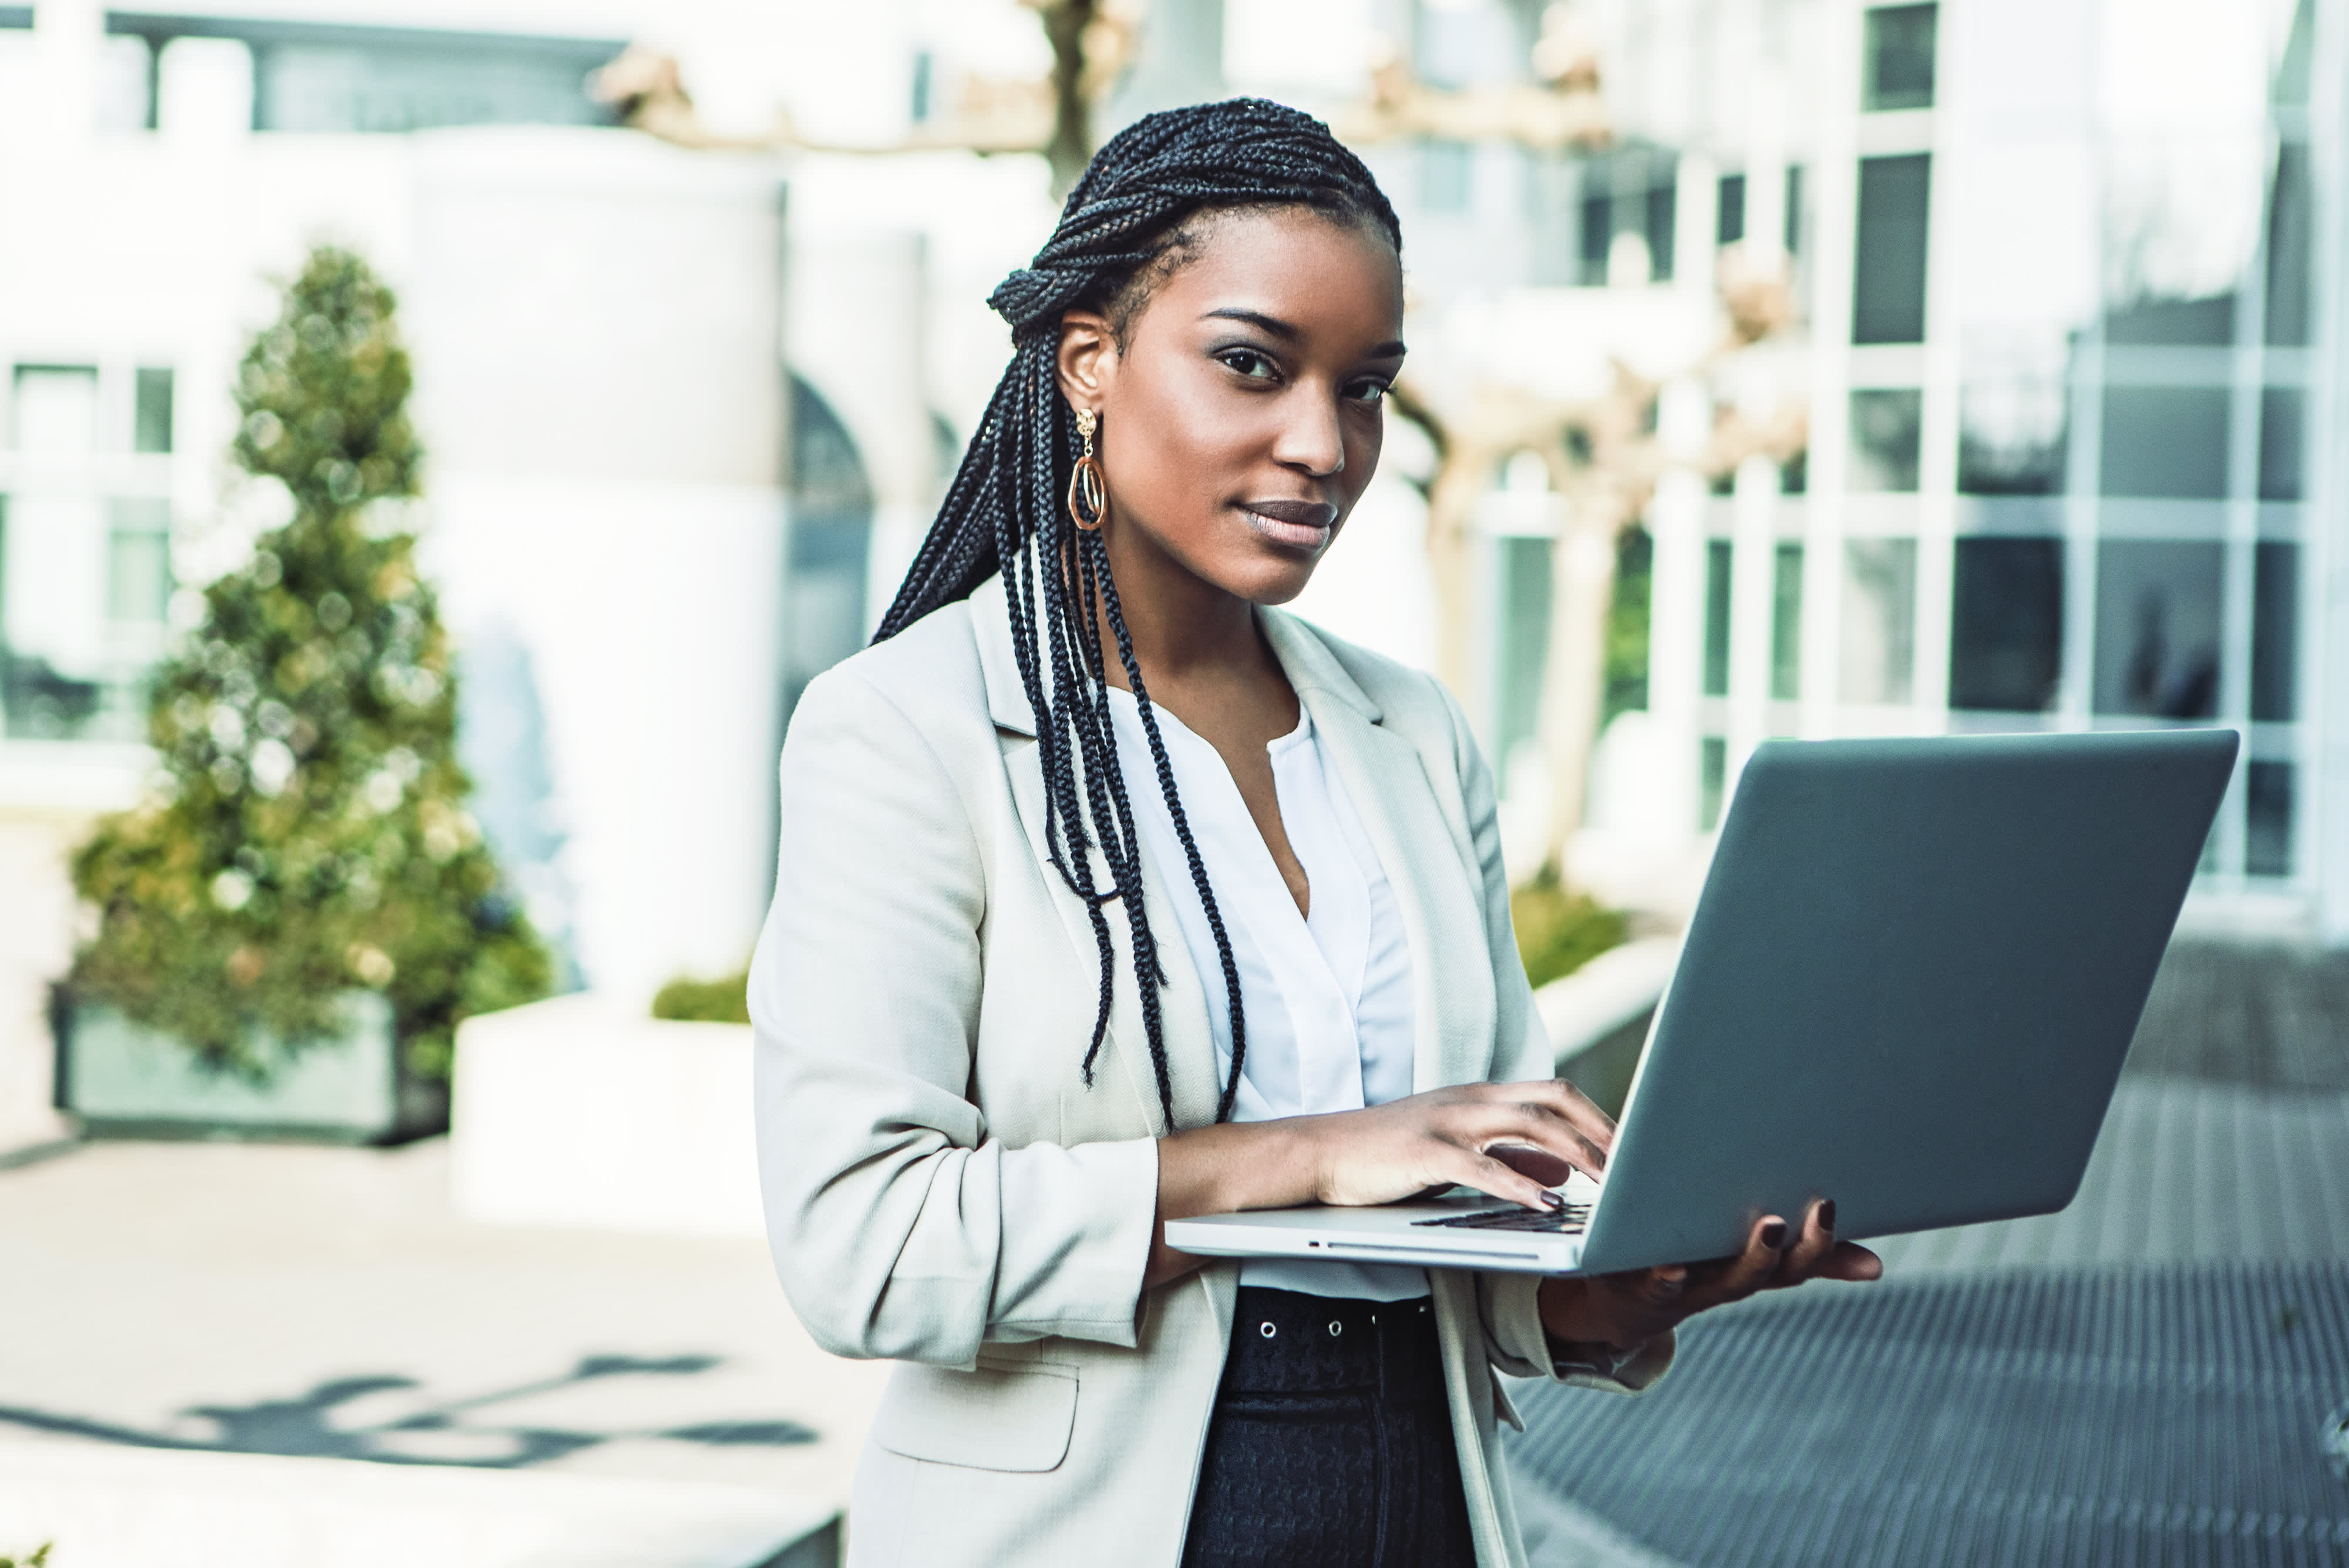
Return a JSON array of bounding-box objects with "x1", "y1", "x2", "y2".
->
[{"x1": 750, "y1": 99, "x2": 1879, "y2": 1568}]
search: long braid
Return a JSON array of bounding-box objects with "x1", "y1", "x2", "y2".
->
[
  {"x1": 873, "y1": 99, "x2": 1399, "y2": 1130},
  {"x1": 1086, "y1": 531, "x2": 1252, "y2": 1123}
]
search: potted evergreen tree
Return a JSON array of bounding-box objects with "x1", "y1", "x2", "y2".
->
[{"x1": 59, "y1": 245, "x2": 550, "y2": 1142}]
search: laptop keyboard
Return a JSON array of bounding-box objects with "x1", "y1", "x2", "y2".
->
[{"x1": 1412, "y1": 1202, "x2": 1591, "y2": 1234}]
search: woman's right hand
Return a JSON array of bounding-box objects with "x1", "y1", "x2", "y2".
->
[
  {"x1": 1147, "y1": 1079, "x2": 1614, "y2": 1286},
  {"x1": 1300, "y1": 1079, "x2": 1613, "y2": 1209}
]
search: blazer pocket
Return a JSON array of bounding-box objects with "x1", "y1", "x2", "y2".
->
[{"x1": 872, "y1": 1361, "x2": 1079, "y2": 1473}]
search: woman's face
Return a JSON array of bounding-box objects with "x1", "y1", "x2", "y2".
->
[{"x1": 1055, "y1": 206, "x2": 1405, "y2": 607}]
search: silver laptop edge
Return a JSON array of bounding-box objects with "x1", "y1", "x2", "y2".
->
[{"x1": 1165, "y1": 729, "x2": 2238, "y2": 1278}]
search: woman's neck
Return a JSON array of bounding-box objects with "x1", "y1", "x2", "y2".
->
[{"x1": 1089, "y1": 525, "x2": 1280, "y2": 689}]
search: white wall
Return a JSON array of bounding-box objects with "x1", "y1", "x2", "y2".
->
[{"x1": 408, "y1": 129, "x2": 788, "y2": 1004}]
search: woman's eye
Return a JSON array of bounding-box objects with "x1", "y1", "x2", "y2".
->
[
  {"x1": 1217, "y1": 348, "x2": 1277, "y2": 380},
  {"x1": 1347, "y1": 380, "x2": 1391, "y2": 406}
]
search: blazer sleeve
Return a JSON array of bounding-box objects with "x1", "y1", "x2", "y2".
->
[
  {"x1": 748, "y1": 666, "x2": 1160, "y2": 1368},
  {"x1": 1432, "y1": 677, "x2": 1674, "y2": 1396}
]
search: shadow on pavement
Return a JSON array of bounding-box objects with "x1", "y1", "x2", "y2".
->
[{"x1": 0, "y1": 1353, "x2": 818, "y2": 1468}]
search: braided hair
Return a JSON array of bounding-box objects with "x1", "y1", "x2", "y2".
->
[{"x1": 872, "y1": 99, "x2": 1400, "y2": 1131}]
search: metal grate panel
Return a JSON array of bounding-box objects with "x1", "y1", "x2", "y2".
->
[{"x1": 1509, "y1": 1263, "x2": 2349, "y2": 1567}]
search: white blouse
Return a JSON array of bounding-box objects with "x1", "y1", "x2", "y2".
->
[{"x1": 1106, "y1": 685, "x2": 1428, "y2": 1301}]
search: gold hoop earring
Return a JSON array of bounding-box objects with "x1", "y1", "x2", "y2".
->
[{"x1": 1068, "y1": 408, "x2": 1108, "y2": 532}]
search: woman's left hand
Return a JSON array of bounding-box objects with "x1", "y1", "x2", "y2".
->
[{"x1": 1535, "y1": 1197, "x2": 1883, "y2": 1358}]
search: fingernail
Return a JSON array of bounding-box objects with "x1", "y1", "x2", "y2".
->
[
  {"x1": 1542, "y1": 1190, "x2": 1566, "y2": 1210},
  {"x1": 1762, "y1": 1219, "x2": 1787, "y2": 1250},
  {"x1": 1820, "y1": 1199, "x2": 1838, "y2": 1233}
]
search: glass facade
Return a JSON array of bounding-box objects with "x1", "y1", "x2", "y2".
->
[{"x1": 1594, "y1": 0, "x2": 2337, "y2": 904}]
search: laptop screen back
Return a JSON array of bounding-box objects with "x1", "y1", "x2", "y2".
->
[{"x1": 1578, "y1": 729, "x2": 2237, "y2": 1276}]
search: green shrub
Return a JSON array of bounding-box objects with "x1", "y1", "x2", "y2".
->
[
  {"x1": 2, "y1": 1545, "x2": 52, "y2": 1567},
  {"x1": 651, "y1": 969, "x2": 751, "y2": 1024},
  {"x1": 1512, "y1": 870, "x2": 1628, "y2": 991},
  {"x1": 68, "y1": 247, "x2": 550, "y2": 1080}
]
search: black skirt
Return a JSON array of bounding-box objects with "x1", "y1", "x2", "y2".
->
[{"x1": 1180, "y1": 1287, "x2": 1478, "y2": 1568}]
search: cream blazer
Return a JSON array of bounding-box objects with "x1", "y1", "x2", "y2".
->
[{"x1": 748, "y1": 573, "x2": 1671, "y2": 1568}]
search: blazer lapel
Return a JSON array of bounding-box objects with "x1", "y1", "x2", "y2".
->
[
  {"x1": 969, "y1": 573, "x2": 1222, "y2": 1133},
  {"x1": 1260, "y1": 610, "x2": 1496, "y2": 1094}
]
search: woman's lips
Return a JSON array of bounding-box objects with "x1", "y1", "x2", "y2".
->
[{"x1": 1239, "y1": 499, "x2": 1339, "y2": 550}]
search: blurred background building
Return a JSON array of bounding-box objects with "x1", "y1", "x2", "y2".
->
[{"x1": 0, "y1": 0, "x2": 2340, "y2": 1159}]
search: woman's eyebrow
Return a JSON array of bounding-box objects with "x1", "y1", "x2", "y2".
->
[
  {"x1": 1200, "y1": 307, "x2": 1406, "y2": 361},
  {"x1": 1202, "y1": 307, "x2": 1300, "y2": 340}
]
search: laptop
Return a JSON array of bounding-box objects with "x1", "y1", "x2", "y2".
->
[{"x1": 1165, "y1": 729, "x2": 2239, "y2": 1277}]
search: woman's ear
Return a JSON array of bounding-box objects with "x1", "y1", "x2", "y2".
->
[{"x1": 1055, "y1": 309, "x2": 1118, "y2": 412}]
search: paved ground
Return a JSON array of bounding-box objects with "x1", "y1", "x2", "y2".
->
[
  {"x1": 6, "y1": 938, "x2": 2342, "y2": 1568},
  {"x1": 0, "y1": 1138, "x2": 891, "y2": 1512},
  {"x1": 1513, "y1": 1260, "x2": 2349, "y2": 1568},
  {"x1": 1510, "y1": 937, "x2": 2349, "y2": 1568},
  {"x1": 2126, "y1": 939, "x2": 2349, "y2": 1093}
]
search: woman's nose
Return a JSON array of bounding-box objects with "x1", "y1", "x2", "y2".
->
[{"x1": 1271, "y1": 391, "x2": 1345, "y2": 479}]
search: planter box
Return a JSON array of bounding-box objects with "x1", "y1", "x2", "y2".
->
[
  {"x1": 452, "y1": 992, "x2": 763, "y2": 1237},
  {"x1": 54, "y1": 990, "x2": 447, "y2": 1145}
]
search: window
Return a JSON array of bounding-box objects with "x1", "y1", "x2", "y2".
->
[
  {"x1": 1863, "y1": 4, "x2": 1937, "y2": 112},
  {"x1": 1718, "y1": 169, "x2": 1802, "y2": 254},
  {"x1": 107, "y1": 499, "x2": 173, "y2": 623},
  {"x1": 2246, "y1": 762, "x2": 2294, "y2": 878},
  {"x1": 783, "y1": 378, "x2": 874, "y2": 730},
  {"x1": 2099, "y1": 386, "x2": 2229, "y2": 499},
  {"x1": 2104, "y1": 294, "x2": 2234, "y2": 346},
  {"x1": 1779, "y1": 448, "x2": 1808, "y2": 495},
  {"x1": 134, "y1": 368, "x2": 174, "y2": 454},
  {"x1": 1422, "y1": 139, "x2": 1474, "y2": 214},
  {"x1": 1840, "y1": 539, "x2": 1917, "y2": 704},
  {"x1": 1578, "y1": 190, "x2": 1611, "y2": 285},
  {"x1": 2259, "y1": 388, "x2": 2302, "y2": 502},
  {"x1": 2092, "y1": 540, "x2": 2222, "y2": 719},
  {"x1": 1493, "y1": 536, "x2": 1554, "y2": 775},
  {"x1": 2266, "y1": 142, "x2": 2312, "y2": 348},
  {"x1": 1958, "y1": 376, "x2": 2067, "y2": 495},
  {"x1": 1573, "y1": 148, "x2": 1678, "y2": 285},
  {"x1": 1644, "y1": 184, "x2": 1676, "y2": 284},
  {"x1": 1849, "y1": 389, "x2": 1923, "y2": 492},
  {"x1": 1717, "y1": 173, "x2": 1745, "y2": 245},
  {"x1": 2252, "y1": 541, "x2": 2297, "y2": 722},
  {"x1": 1700, "y1": 735, "x2": 1727, "y2": 832},
  {"x1": 12, "y1": 365, "x2": 99, "y2": 452},
  {"x1": 1702, "y1": 540, "x2": 1732, "y2": 696},
  {"x1": 930, "y1": 410, "x2": 960, "y2": 487},
  {"x1": 1950, "y1": 538, "x2": 2063, "y2": 711},
  {"x1": 909, "y1": 49, "x2": 933, "y2": 122},
  {"x1": 1771, "y1": 543, "x2": 1803, "y2": 701},
  {"x1": 1853, "y1": 154, "x2": 1931, "y2": 344}
]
